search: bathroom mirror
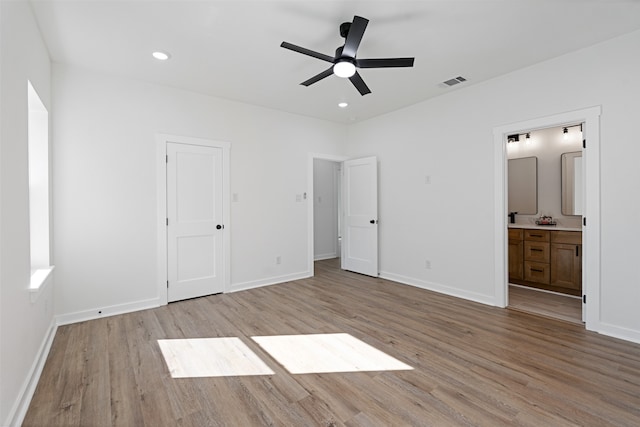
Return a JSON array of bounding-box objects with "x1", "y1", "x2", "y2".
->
[
  {"x1": 508, "y1": 156, "x2": 538, "y2": 215},
  {"x1": 561, "y1": 151, "x2": 583, "y2": 215}
]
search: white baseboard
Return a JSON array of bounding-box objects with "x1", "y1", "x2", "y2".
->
[
  {"x1": 229, "y1": 271, "x2": 311, "y2": 293},
  {"x1": 56, "y1": 297, "x2": 161, "y2": 326},
  {"x1": 595, "y1": 322, "x2": 640, "y2": 345},
  {"x1": 5, "y1": 320, "x2": 58, "y2": 427},
  {"x1": 379, "y1": 271, "x2": 497, "y2": 306},
  {"x1": 314, "y1": 253, "x2": 338, "y2": 261}
]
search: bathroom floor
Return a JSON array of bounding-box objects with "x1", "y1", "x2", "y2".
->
[{"x1": 508, "y1": 284, "x2": 582, "y2": 325}]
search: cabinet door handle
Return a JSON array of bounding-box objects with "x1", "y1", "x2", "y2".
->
[
  {"x1": 576, "y1": 245, "x2": 579, "y2": 256},
  {"x1": 531, "y1": 248, "x2": 543, "y2": 252},
  {"x1": 530, "y1": 234, "x2": 543, "y2": 237},
  {"x1": 531, "y1": 268, "x2": 544, "y2": 273}
]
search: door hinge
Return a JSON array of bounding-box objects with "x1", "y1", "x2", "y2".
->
[
  {"x1": 166, "y1": 154, "x2": 169, "y2": 163},
  {"x1": 167, "y1": 280, "x2": 169, "y2": 288},
  {"x1": 583, "y1": 139, "x2": 586, "y2": 149},
  {"x1": 166, "y1": 218, "x2": 169, "y2": 226},
  {"x1": 583, "y1": 217, "x2": 586, "y2": 226},
  {"x1": 583, "y1": 294, "x2": 586, "y2": 304}
]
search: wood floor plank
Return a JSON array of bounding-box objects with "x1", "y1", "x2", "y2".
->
[{"x1": 24, "y1": 258, "x2": 640, "y2": 426}]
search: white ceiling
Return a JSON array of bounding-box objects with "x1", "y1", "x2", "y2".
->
[{"x1": 30, "y1": 0, "x2": 640, "y2": 124}]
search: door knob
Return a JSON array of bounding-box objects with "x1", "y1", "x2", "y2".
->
[
  {"x1": 370, "y1": 219, "x2": 376, "y2": 224},
  {"x1": 216, "y1": 224, "x2": 223, "y2": 230}
]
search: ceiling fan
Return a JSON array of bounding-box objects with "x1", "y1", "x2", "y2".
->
[{"x1": 280, "y1": 15, "x2": 415, "y2": 96}]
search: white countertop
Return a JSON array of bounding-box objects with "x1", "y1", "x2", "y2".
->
[{"x1": 508, "y1": 223, "x2": 582, "y2": 232}]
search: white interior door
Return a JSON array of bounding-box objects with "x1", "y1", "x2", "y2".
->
[
  {"x1": 167, "y1": 142, "x2": 224, "y2": 302},
  {"x1": 341, "y1": 156, "x2": 378, "y2": 276},
  {"x1": 580, "y1": 122, "x2": 586, "y2": 323}
]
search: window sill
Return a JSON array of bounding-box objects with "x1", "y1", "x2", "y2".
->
[{"x1": 30, "y1": 266, "x2": 54, "y2": 303}]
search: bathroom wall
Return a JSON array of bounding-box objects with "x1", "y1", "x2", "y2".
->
[{"x1": 507, "y1": 125, "x2": 583, "y2": 228}]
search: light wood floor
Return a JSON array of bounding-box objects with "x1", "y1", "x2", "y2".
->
[
  {"x1": 25, "y1": 259, "x2": 640, "y2": 426},
  {"x1": 508, "y1": 284, "x2": 583, "y2": 325}
]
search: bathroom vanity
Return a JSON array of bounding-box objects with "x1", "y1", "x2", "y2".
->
[{"x1": 508, "y1": 224, "x2": 582, "y2": 296}]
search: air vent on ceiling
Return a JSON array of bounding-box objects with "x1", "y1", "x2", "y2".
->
[{"x1": 442, "y1": 76, "x2": 467, "y2": 87}]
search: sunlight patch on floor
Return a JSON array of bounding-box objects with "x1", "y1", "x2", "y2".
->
[
  {"x1": 252, "y1": 333, "x2": 413, "y2": 374},
  {"x1": 158, "y1": 337, "x2": 275, "y2": 378}
]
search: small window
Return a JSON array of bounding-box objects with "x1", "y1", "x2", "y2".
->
[{"x1": 27, "y1": 81, "x2": 52, "y2": 292}]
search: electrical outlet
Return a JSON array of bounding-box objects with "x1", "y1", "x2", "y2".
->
[
  {"x1": 425, "y1": 260, "x2": 431, "y2": 269},
  {"x1": 276, "y1": 256, "x2": 281, "y2": 265}
]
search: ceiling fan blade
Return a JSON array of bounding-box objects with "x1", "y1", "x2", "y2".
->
[
  {"x1": 357, "y1": 58, "x2": 415, "y2": 68},
  {"x1": 301, "y1": 67, "x2": 334, "y2": 86},
  {"x1": 281, "y1": 42, "x2": 334, "y2": 63},
  {"x1": 349, "y1": 71, "x2": 371, "y2": 96},
  {"x1": 342, "y1": 16, "x2": 369, "y2": 58}
]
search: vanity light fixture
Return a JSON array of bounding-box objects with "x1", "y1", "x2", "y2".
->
[
  {"x1": 507, "y1": 134, "x2": 520, "y2": 143},
  {"x1": 563, "y1": 127, "x2": 569, "y2": 140},
  {"x1": 525, "y1": 133, "x2": 531, "y2": 144}
]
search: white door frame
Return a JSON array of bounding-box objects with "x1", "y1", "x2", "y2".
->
[
  {"x1": 307, "y1": 153, "x2": 349, "y2": 277},
  {"x1": 493, "y1": 106, "x2": 601, "y2": 331},
  {"x1": 156, "y1": 134, "x2": 231, "y2": 305}
]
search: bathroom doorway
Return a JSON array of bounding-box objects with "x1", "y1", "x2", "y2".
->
[
  {"x1": 505, "y1": 124, "x2": 584, "y2": 323},
  {"x1": 494, "y1": 107, "x2": 601, "y2": 329}
]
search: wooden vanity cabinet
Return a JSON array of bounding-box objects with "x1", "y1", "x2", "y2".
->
[
  {"x1": 509, "y1": 228, "x2": 582, "y2": 295},
  {"x1": 508, "y1": 229, "x2": 524, "y2": 281},
  {"x1": 550, "y1": 231, "x2": 582, "y2": 291},
  {"x1": 523, "y1": 230, "x2": 550, "y2": 285}
]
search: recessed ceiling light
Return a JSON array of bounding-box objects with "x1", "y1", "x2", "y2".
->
[
  {"x1": 152, "y1": 51, "x2": 171, "y2": 61},
  {"x1": 338, "y1": 102, "x2": 348, "y2": 108}
]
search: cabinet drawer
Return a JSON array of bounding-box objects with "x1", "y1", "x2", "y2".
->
[
  {"x1": 508, "y1": 228, "x2": 524, "y2": 241},
  {"x1": 524, "y1": 241, "x2": 550, "y2": 262},
  {"x1": 524, "y1": 261, "x2": 550, "y2": 284},
  {"x1": 524, "y1": 230, "x2": 550, "y2": 242},
  {"x1": 551, "y1": 231, "x2": 582, "y2": 245}
]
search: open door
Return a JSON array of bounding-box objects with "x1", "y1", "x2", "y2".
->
[{"x1": 341, "y1": 156, "x2": 378, "y2": 277}]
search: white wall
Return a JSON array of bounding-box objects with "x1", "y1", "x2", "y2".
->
[
  {"x1": 313, "y1": 159, "x2": 340, "y2": 260},
  {"x1": 0, "y1": 1, "x2": 55, "y2": 425},
  {"x1": 507, "y1": 125, "x2": 583, "y2": 228},
  {"x1": 346, "y1": 29, "x2": 640, "y2": 341},
  {"x1": 52, "y1": 65, "x2": 347, "y2": 318}
]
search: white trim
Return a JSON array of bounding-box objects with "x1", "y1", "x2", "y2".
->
[
  {"x1": 156, "y1": 133, "x2": 231, "y2": 305},
  {"x1": 597, "y1": 322, "x2": 640, "y2": 345},
  {"x1": 228, "y1": 271, "x2": 311, "y2": 293},
  {"x1": 314, "y1": 253, "x2": 338, "y2": 261},
  {"x1": 307, "y1": 153, "x2": 348, "y2": 277},
  {"x1": 493, "y1": 106, "x2": 601, "y2": 332},
  {"x1": 55, "y1": 298, "x2": 160, "y2": 326},
  {"x1": 380, "y1": 271, "x2": 496, "y2": 306},
  {"x1": 5, "y1": 321, "x2": 57, "y2": 427}
]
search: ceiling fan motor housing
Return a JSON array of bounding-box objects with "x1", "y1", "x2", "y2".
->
[{"x1": 339, "y1": 22, "x2": 351, "y2": 38}]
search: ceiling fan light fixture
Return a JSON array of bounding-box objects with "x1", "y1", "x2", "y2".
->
[
  {"x1": 333, "y1": 60, "x2": 356, "y2": 78},
  {"x1": 338, "y1": 102, "x2": 349, "y2": 108}
]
